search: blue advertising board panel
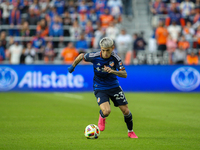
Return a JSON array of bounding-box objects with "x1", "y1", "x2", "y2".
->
[
  {"x1": 0, "y1": 65, "x2": 200, "y2": 92},
  {"x1": 124, "y1": 65, "x2": 200, "y2": 92}
]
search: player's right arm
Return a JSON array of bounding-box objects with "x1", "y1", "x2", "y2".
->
[
  {"x1": 72, "y1": 53, "x2": 84, "y2": 67},
  {"x1": 68, "y1": 53, "x2": 84, "y2": 73},
  {"x1": 68, "y1": 52, "x2": 95, "y2": 73}
]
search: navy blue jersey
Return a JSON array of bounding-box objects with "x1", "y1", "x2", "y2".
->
[{"x1": 84, "y1": 51, "x2": 125, "y2": 90}]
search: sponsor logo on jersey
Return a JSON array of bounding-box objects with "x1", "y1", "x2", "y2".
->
[
  {"x1": 0, "y1": 67, "x2": 18, "y2": 91},
  {"x1": 96, "y1": 67, "x2": 101, "y2": 71},
  {"x1": 97, "y1": 63, "x2": 101, "y2": 66},
  {"x1": 171, "y1": 67, "x2": 200, "y2": 91}
]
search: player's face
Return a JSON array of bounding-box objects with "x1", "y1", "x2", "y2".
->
[{"x1": 101, "y1": 46, "x2": 114, "y2": 59}]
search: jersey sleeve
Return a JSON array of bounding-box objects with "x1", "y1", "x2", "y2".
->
[
  {"x1": 116, "y1": 60, "x2": 125, "y2": 71},
  {"x1": 112, "y1": 52, "x2": 125, "y2": 71},
  {"x1": 83, "y1": 52, "x2": 94, "y2": 62}
]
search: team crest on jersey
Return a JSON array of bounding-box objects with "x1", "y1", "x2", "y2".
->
[
  {"x1": 119, "y1": 62, "x2": 122, "y2": 66},
  {"x1": 109, "y1": 61, "x2": 114, "y2": 67}
]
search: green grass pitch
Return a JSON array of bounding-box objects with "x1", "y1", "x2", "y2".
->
[{"x1": 0, "y1": 92, "x2": 200, "y2": 150}]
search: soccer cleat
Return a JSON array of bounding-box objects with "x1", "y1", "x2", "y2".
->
[
  {"x1": 98, "y1": 115, "x2": 106, "y2": 131},
  {"x1": 128, "y1": 132, "x2": 138, "y2": 138}
]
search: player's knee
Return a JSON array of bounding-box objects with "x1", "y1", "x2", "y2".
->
[
  {"x1": 122, "y1": 109, "x2": 130, "y2": 115},
  {"x1": 102, "y1": 109, "x2": 111, "y2": 117}
]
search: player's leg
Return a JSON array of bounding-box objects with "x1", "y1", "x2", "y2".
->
[
  {"x1": 109, "y1": 86, "x2": 138, "y2": 138},
  {"x1": 119, "y1": 105, "x2": 138, "y2": 138},
  {"x1": 95, "y1": 90, "x2": 111, "y2": 131},
  {"x1": 118, "y1": 105, "x2": 132, "y2": 130},
  {"x1": 99, "y1": 101, "x2": 111, "y2": 117},
  {"x1": 98, "y1": 102, "x2": 111, "y2": 131}
]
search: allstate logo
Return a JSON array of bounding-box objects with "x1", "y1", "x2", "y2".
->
[
  {"x1": 171, "y1": 67, "x2": 200, "y2": 91},
  {"x1": 0, "y1": 67, "x2": 18, "y2": 91}
]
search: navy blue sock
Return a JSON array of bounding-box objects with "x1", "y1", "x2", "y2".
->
[
  {"x1": 124, "y1": 112, "x2": 133, "y2": 131},
  {"x1": 99, "y1": 110, "x2": 106, "y2": 118}
]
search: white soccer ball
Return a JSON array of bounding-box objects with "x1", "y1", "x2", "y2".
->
[{"x1": 84, "y1": 124, "x2": 100, "y2": 139}]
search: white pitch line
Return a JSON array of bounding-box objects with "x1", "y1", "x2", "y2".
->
[{"x1": 54, "y1": 93, "x2": 83, "y2": 100}]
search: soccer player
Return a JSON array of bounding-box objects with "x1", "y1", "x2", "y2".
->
[{"x1": 68, "y1": 37, "x2": 138, "y2": 138}]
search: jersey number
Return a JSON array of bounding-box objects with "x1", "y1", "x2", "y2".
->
[{"x1": 114, "y1": 91, "x2": 125, "y2": 100}]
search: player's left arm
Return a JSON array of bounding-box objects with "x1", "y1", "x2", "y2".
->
[{"x1": 103, "y1": 65, "x2": 127, "y2": 78}]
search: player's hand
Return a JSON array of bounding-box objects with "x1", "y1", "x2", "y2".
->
[
  {"x1": 103, "y1": 65, "x2": 114, "y2": 73},
  {"x1": 68, "y1": 65, "x2": 75, "y2": 73}
]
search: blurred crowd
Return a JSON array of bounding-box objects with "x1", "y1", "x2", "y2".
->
[
  {"x1": 149, "y1": 0, "x2": 200, "y2": 65},
  {"x1": 0, "y1": 0, "x2": 135, "y2": 64},
  {"x1": 2, "y1": 0, "x2": 198, "y2": 65}
]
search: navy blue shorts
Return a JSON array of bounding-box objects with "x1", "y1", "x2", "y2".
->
[{"x1": 94, "y1": 86, "x2": 128, "y2": 107}]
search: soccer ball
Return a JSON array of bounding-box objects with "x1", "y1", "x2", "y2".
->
[{"x1": 84, "y1": 124, "x2": 100, "y2": 139}]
